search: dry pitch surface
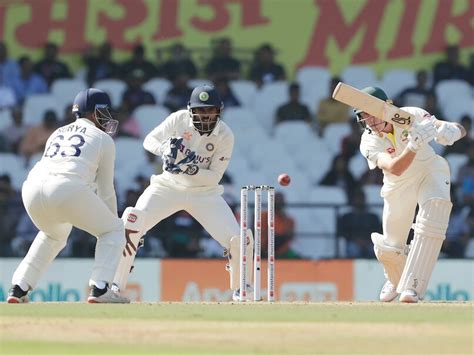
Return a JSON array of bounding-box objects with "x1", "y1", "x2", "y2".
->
[{"x1": 0, "y1": 302, "x2": 472, "y2": 354}]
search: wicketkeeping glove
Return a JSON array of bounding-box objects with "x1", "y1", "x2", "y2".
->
[
  {"x1": 162, "y1": 137, "x2": 183, "y2": 172},
  {"x1": 435, "y1": 121, "x2": 462, "y2": 146},
  {"x1": 407, "y1": 117, "x2": 437, "y2": 152}
]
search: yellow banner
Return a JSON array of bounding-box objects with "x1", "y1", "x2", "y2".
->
[{"x1": 1, "y1": 0, "x2": 473, "y2": 76}]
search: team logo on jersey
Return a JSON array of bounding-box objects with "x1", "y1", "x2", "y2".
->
[
  {"x1": 386, "y1": 147, "x2": 395, "y2": 154},
  {"x1": 401, "y1": 129, "x2": 409, "y2": 143},
  {"x1": 199, "y1": 92, "x2": 209, "y2": 101},
  {"x1": 127, "y1": 213, "x2": 137, "y2": 223},
  {"x1": 206, "y1": 143, "x2": 214, "y2": 151}
]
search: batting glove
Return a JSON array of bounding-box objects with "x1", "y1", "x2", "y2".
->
[
  {"x1": 407, "y1": 118, "x2": 437, "y2": 152},
  {"x1": 435, "y1": 121, "x2": 462, "y2": 146}
]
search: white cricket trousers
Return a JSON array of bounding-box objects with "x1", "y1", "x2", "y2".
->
[
  {"x1": 136, "y1": 182, "x2": 240, "y2": 249},
  {"x1": 12, "y1": 175, "x2": 125, "y2": 289},
  {"x1": 381, "y1": 156, "x2": 451, "y2": 248}
]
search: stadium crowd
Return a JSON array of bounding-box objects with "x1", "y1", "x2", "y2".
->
[{"x1": 0, "y1": 39, "x2": 473, "y2": 259}]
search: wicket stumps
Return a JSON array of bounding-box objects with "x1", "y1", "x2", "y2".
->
[{"x1": 239, "y1": 185, "x2": 275, "y2": 302}]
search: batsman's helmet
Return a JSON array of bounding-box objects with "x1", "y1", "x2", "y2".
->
[
  {"x1": 188, "y1": 85, "x2": 224, "y2": 134},
  {"x1": 354, "y1": 86, "x2": 391, "y2": 130},
  {"x1": 72, "y1": 88, "x2": 118, "y2": 135}
]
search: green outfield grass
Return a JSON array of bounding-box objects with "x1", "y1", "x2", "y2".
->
[{"x1": 0, "y1": 302, "x2": 472, "y2": 354}]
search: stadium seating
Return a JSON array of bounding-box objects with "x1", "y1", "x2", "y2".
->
[
  {"x1": 445, "y1": 153, "x2": 468, "y2": 181},
  {"x1": 380, "y1": 69, "x2": 417, "y2": 98},
  {"x1": 50, "y1": 79, "x2": 87, "y2": 109},
  {"x1": 0, "y1": 109, "x2": 12, "y2": 130},
  {"x1": 93, "y1": 79, "x2": 127, "y2": 108},
  {"x1": 143, "y1": 78, "x2": 172, "y2": 104},
  {"x1": 0, "y1": 153, "x2": 28, "y2": 189},
  {"x1": 341, "y1": 65, "x2": 379, "y2": 89},
  {"x1": 322, "y1": 123, "x2": 351, "y2": 155},
  {"x1": 229, "y1": 80, "x2": 258, "y2": 108},
  {"x1": 132, "y1": 105, "x2": 171, "y2": 138},
  {"x1": 251, "y1": 81, "x2": 289, "y2": 132},
  {"x1": 435, "y1": 80, "x2": 472, "y2": 108},
  {"x1": 23, "y1": 94, "x2": 63, "y2": 125},
  {"x1": 295, "y1": 66, "x2": 331, "y2": 114}
]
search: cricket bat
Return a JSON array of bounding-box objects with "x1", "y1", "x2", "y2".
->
[{"x1": 332, "y1": 82, "x2": 413, "y2": 129}]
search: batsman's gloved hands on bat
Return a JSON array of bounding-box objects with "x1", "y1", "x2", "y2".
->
[
  {"x1": 435, "y1": 120, "x2": 462, "y2": 146},
  {"x1": 407, "y1": 117, "x2": 437, "y2": 152},
  {"x1": 162, "y1": 137, "x2": 183, "y2": 172}
]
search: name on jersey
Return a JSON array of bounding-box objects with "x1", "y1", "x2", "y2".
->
[
  {"x1": 178, "y1": 144, "x2": 211, "y2": 164},
  {"x1": 57, "y1": 125, "x2": 87, "y2": 134}
]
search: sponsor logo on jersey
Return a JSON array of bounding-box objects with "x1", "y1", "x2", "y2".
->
[
  {"x1": 206, "y1": 143, "x2": 214, "y2": 151},
  {"x1": 127, "y1": 213, "x2": 137, "y2": 223},
  {"x1": 386, "y1": 147, "x2": 395, "y2": 154}
]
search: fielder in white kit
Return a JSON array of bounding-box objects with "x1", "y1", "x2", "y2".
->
[
  {"x1": 7, "y1": 88, "x2": 129, "y2": 304},
  {"x1": 113, "y1": 85, "x2": 253, "y2": 301},
  {"x1": 355, "y1": 87, "x2": 466, "y2": 303}
]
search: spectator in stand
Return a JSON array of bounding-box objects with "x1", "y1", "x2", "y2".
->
[
  {"x1": 260, "y1": 192, "x2": 299, "y2": 259},
  {"x1": 456, "y1": 141, "x2": 474, "y2": 205},
  {"x1": 33, "y1": 42, "x2": 71, "y2": 87},
  {"x1": 19, "y1": 110, "x2": 58, "y2": 160},
  {"x1": 160, "y1": 43, "x2": 197, "y2": 81},
  {"x1": 319, "y1": 154, "x2": 357, "y2": 199},
  {"x1": 11, "y1": 55, "x2": 48, "y2": 104},
  {"x1": 0, "y1": 174, "x2": 23, "y2": 256},
  {"x1": 340, "y1": 117, "x2": 362, "y2": 159},
  {"x1": 442, "y1": 191, "x2": 470, "y2": 258},
  {"x1": 316, "y1": 77, "x2": 351, "y2": 136},
  {"x1": 423, "y1": 93, "x2": 442, "y2": 119},
  {"x1": 2, "y1": 106, "x2": 30, "y2": 153},
  {"x1": 395, "y1": 70, "x2": 434, "y2": 109},
  {"x1": 338, "y1": 188, "x2": 381, "y2": 258},
  {"x1": 163, "y1": 72, "x2": 193, "y2": 112},
  {"x1": 0, "y1": 77, "x2": 17, "y2": 109},
  {"x1": 249, "y1": 43, "x2": 286, "y2": 88},
  {"x1": 0, "y1": 41, "x2": 20, "y2": 89},
  {"x1": 275, "y1": 82, "x2": 311, "y2": 125},
  {"x1": 214, "y1": 78, "x2": 240, "y2": 108},
  {"x1": 84, "y1": 42, "x2": 118, "y2": 86},
  {"x1": 443, "y1": 115, "x2": 472, "y2": 156},
  {"x1": 121, "y1": 68, "x2": 156, "y2": 112},
  {"x1": 205, "y1": 37, "x2": 241, "y2": 82},
  {"x1": 433, "y1": 45, "x2": 470, "y2": 86},
  {"x1": 119, "y1": 44, "x2": 158, "y2": 80}
]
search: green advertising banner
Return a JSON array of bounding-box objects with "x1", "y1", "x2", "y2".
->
[{"x1": 1, "y1": 0, "x2": 473, "y2": 77}]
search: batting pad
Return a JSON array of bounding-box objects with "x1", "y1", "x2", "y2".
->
[
  {"x1": 229, "y1": 230, "x2": 253, "y2": 290},
  {"x1": 397, "y1": 198, "x2": 452, "y2": 298},
  {"x1": 371, "y1": 233, "x2": 408, "y2": 287},
  {"x1": 112, "y1": 207, "x2": 146, "y2": 291}
]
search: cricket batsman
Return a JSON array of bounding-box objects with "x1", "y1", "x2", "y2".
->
[
  {"x1": 355, "y1": 86, "x2": 466, "y2": 303},
  {"x1": 7, "y1": 89, "x2": 129, "y2": 303},
  {"x1": 113, "y1": 85, "x2": 253, "y2": 301}
]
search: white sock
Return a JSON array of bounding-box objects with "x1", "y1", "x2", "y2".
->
[{"x1": 89, "y1": 279, "x2": 107, "y2": 289}]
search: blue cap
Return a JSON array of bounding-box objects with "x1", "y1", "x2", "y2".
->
[
  {"x1": 188, "y1": 85, "x2": 223, "y2": 109},
  {"x1": 72, "y1": 88, "x2": 112, "y2": 117}
]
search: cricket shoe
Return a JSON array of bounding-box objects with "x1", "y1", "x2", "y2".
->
[
  {"x1": 232, "y1": 285, "x2": 256, "y2": 302},
  {"x1": 379, "y1": 280, "x2": 398, "y2": 302},
  {"x1": 87, "y1": 285, "x2": 130, "y2": 304},
  {"x1": 7, "y1": 285, "x2": 29, "y2": 304},
  {"x1": 399, "y1": 289, "x2": 419, "y2": 303}
]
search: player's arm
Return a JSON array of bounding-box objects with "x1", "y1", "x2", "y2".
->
[
  {"x1": 96, "y1": 135, "x2": 118, "y2": 215},
  {"x1": 376, "y1": 150, "x2": 416, "y2": 176},
  {"x1": 431, "y1": 117, "x2": 466, "y2": 146},
  {"x1": 143, "y1": 113, "x2": 177, "y2": 155}
]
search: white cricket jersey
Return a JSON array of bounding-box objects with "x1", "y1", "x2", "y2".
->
[
  {"x1": 28, "y1": 118, "x2": 117, "y2": 213},
  {"x1": 143, "y1": 110, "x2": 234, "y2": 191},
  {"x1": 360, "y1": 106, "x2": 437, "y2": 186}
]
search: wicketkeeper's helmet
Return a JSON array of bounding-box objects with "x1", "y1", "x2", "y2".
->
[{"x1": 188, "y1": 85, "x2": 224, "y2": 134}]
